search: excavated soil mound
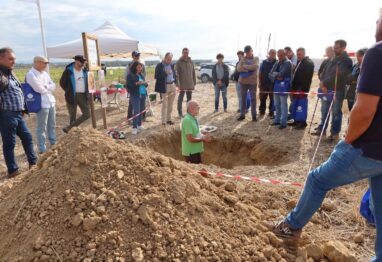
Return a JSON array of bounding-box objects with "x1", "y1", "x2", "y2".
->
[
  {"x1": 0, "y1": 128, "x2": 358, "y2": 262},
  {"x1": 136, "y1": 131, "x2": 289, "y2": 169}
]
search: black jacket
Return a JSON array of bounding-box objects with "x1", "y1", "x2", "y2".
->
[
  {"x1": 59, "y1": 62, "x2": 89, "y2": 105},
  {"x1": 212, "y1": 63, "x2": 229, "y2": 87},
  {"x1": 292, "y1": 57, "x2": 315, "y2": 93},
  {"x1": 127, "y1": 73, "x2": 148, "y2": 97},
  {"x1": 346, "y1": 63, "x2": 360, "y2": 100},
  {"x1": 232, "y1": 61, "x2": 240, "y2": 82},
  {"x1": 154, "y1": 62, "x2": 176, "y2": 93},
  {"x1": 321, "y1": 52, "x2": 353, "y2": 93},
  {"x1": 318, "y1": 58, "x2": 330, "y2": 80}
]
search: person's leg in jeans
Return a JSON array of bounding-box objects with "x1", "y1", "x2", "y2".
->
[
  {"x1": 0, "y1": 111, "x2": 19, "y2": 173},
  {"x1": 214, "y1": 84, "x2": 220, "y2": 111},
  {"x1": 138, "y1": 96, "x2": 145, "y2": 127},
  {"x1": 16, "y1": 115, "x2": 37, "y2": 166},
  {"x1": 273, "y1": 94, "x2": 281, "y2": 124},
  {"x1": 47, "y1": 106, "x2": 57, "y2": 147},
  {"x1": 318, "y1": 98, "x2": 331, "y2": 132},
  {"x1": 285, "y1": 141, "x2": 382, "y2": 260},
  {"x1": 36, "y1": 108, "x2": 49, "y2": 153},
  {"x1": 222, "y1": 85, "x2": 228, "y2": 111},
  {"x1": 141, "y1": 95, "x2": 146, "y2": 121},
  {"x1": 331, "y1": 97, "x2": 344, "y2": 135},
  {"x1": 177, "y1": 90, "x2": 185, "y2": 117},
  {"x1": 161, "y1": 92, "x2": 168, "y2": 124},
  {"x1": 240, "y1": 84, "x2": 249, "y2": 117},
  {"x1": 249, "y1": 84, "x2": 257, "y2": 119},
  {"x1": 236, "y1": 82, "x2": 242, "y2": 111},
  {"x1": 131, "y1": 95, "x2": 141, "y2": 129},
  {"x1": 280, "y1": 95, "x2": 288, "y2": 127}
]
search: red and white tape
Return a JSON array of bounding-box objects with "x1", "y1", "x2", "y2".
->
[{"x1": 198, "y1": 170, "x2": 303, "y2": 188}]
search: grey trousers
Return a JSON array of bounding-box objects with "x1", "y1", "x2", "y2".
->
[{"x1": 65, "y1": 93, "x2": 90, "y2": 130}]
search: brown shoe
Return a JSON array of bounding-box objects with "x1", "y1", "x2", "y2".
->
[
  {"x1": 7, "y1": 170, "x2": 21, "y2": 179},
  {"x1": 265, "y1": 220, "x2": 302, "y2": 242}
]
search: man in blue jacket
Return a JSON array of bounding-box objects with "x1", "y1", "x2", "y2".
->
[{"x1": 60, "y1": 55, "x2": 90, "y2": 133}]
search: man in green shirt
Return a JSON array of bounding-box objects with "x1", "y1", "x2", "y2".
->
[{"x1": 181, "y1": 101, "x2": 211, "y2": 164}]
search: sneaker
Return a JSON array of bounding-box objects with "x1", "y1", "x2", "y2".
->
[
  {"x1": 137, "y1": 126, "x2": 145, "y2": 131},
  {"x1": 132, "y1": 128, "x2": 138, "y2": 135},
  {"x1": 7, "y1": 170, "x2": 21, "y2": 179},
  {"x1": 279, "y1": 125, "x2": 287, "y2": 130},
  {"x1": 265, "y1": 220, "x2": 302, "y2": 242},
  {"x1": 237, "y1": 116, "x2": 245, "y2": 121}
]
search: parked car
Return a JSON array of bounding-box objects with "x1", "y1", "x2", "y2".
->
[{"x1": 196, "y1": 63, "x2": 235, "y2": 83}]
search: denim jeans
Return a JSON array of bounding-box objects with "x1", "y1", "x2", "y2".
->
[
  {"x1": 128, "y1": 94, "x2": 146, "y2": 120},
  {"x1": 286, "y1": 140, "x2": 382, "y2": 261},
  {"x1": 318, "y1": 97, "x2": 331, "y2": 132},
  {"x1": 0, "y1": 111, "x2": 37, "y2": 174},
  {"x1": 330, "y1": 89, "x2": 345, "y2": 135},
  {"x1": 235, "y1": 82, "x2": 242, "y2": 111},
  {"x1": 131, "y1": 95, "x2": 145, "y2": 128},
  {"x1": 273, "y1": 94, "x2": 288, "y2": 126},
  {"x1": 240, "y1": 84, "x2": 257, "y2": 119},
  {"x1": 36, "y1": 106, "x2": 56, "y2": 153},
  {"x1": 177, "y1": 90, "x2": 192, "y2": 117},
  {"x1": 214, "y1": 84, "x2": 227, "y2": 110}
]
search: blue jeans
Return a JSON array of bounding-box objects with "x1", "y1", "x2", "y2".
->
[
  {"x1": 131, "y1": 95, "x2": 145, "y2": 128},
  {"x1": 0, "y1": 111, "x2": 37, "y2": 174},
  {"x1": 273, "y1": 94, "x2": 288, "y2": 126},
  {"x1": 330, "y1": 90, "x2": 345, "y2": 135},
  {"x1": 286, "y1": 141, "x2": 382, "y2": 261},
  {"x1": 318, "y1": 97, "x2": 331, "y2": 132},
  {"x1": 235, "y1": 82, "x2": 242, "y2": 111},
  {"x1": 214, "y1": 84, "x2": 227, "y2": 110},
  {"x1": 36, "y1": 106, "x2": 56, "y2": 153}
]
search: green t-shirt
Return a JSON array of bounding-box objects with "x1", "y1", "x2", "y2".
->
[{"x1": 181, "y1": 113, "x2": 204, "y2": 156}]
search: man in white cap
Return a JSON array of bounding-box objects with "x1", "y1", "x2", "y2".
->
[{"x1": 26, "y1": 56, "x2": 56, "y2": 154}]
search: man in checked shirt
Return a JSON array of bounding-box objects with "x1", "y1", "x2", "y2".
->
[{"x1": 0, "y1": 47, "x2": 37, "y2": 178}]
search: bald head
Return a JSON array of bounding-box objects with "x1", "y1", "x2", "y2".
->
[{"x1": 187, "y1": 100, "x2": 200, "y2": 116}]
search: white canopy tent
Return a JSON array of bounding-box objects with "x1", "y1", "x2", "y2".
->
[{"x1": 47, "y1": 21, "x2": 160, "y2": 59}]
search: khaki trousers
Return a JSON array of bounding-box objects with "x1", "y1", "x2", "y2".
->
[{"x1": 161, "y1": 83, "x2": 176, "y2": 124}]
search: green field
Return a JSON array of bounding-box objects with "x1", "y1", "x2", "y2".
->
[{"x1": 14, "y1": 66, "x2": 155, "y2": 85}]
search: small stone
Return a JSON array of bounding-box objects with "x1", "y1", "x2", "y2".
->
[
  {"x1": 71, "y1": 212, "x2": 84, "y2": 227},
  {"x1": 117, "y1": 170, "x2": 124, "y2": 179},
  {"x1": 83, "y1": 216, "x2": 101, "y2": 231},
  {"x1": 354, "y1": 233, "x2": 364, "y2": 244},
  {"x1": 305, "y1": 244, "x2": 323, "y2": 260},
  {"x1": 40, "y1": 255, "x2": 50, "y2": 261},
  {"x1": 224, "y1": 182, "x2": 236, "y2": 192},
  {"x1": 132, "y1": 247, "x2": 144, "y2": 262},
  {"x1": 322, "y1": 241, "x2": 357, "y2": 262}
]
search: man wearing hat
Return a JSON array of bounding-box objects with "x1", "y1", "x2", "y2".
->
[
  {"x1": 237, "y1": 45, "x2": 260, "y2": 121},
  {"x1": 60, "y1": 55, "x2": 90, "y2": 133},
  {"x1": 26, "y1": 56, "x2": 56, "y2": 153},
  {"x1": 125, "y1": 51, "x2": 146, "y2": 121}
]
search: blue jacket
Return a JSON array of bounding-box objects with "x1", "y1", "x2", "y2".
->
[
  {"x1": 127, "y1": 73, "x2": 148, "y2": 97},
  {"x1": 269, "y1": 59, "x2": 292, "y2": 82},
  {"x1": 154, "y1": 62, "x2": 176, "y2": 93},
  {"x1": 59, "y1": 62, "x2": 89, "y2": 104}
]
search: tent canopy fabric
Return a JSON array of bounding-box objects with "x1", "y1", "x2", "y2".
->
[{"x1": 47, "y1": 21, "x2": 159, "y2": 59}]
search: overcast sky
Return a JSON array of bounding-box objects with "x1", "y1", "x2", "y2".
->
[{"x1": 1, "y1": 0, "x2": 381, "y2": 62}]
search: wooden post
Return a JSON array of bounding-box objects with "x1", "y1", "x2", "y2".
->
[{"x1": 102, "y1": 108, "x2": 107, "y2": 129}]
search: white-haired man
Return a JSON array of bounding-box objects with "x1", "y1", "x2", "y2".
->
[{"x1": 26, "y1": 56, "x2": 56, "y2": 154}]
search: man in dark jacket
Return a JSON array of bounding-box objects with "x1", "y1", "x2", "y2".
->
[
  {"x1": 212, "y1": 53, "x2": 229, "y2": 112},
  {"x1": 319, "y1": 40, "x2": 353, "y2": 140},
  {"x1": 155, "y1": 52, "x2": 177, "y2": 125},
  {"x1": 0, "y1": 47, "x2": 37, "y2": 178},
  {"x1": 259, "y1": 49, "x2": 277, "y2": 117},
  {"x1": 60, "y1": 55, "x2": 90, "y2": 133},
  {"x1": 346, "y1": 48, "x2": 367, "y2": 111},
  {"x1": 290, "y1": 47, "x2": 315, "y2": 129}
]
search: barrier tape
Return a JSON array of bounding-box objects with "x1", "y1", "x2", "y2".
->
[{"x1": 198, "y1": 170, "x2": 303, "y2": 188}]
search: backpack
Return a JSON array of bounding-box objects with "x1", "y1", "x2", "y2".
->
[
  {"x1": 360, "y1": 188, "x2": 375, "y2": 225},
  {"x1": 22, "y1": 82, "x2": 41, "y2": 113}
]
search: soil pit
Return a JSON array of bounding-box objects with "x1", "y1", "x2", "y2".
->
[{"x1": 136, "y1": 131, "x2": 290, "y2": 169}]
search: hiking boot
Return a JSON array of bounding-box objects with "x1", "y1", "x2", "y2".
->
[
  {"x1": 237, "y1": 116, "x2": 245, "y2": 121},
  {"x1": 7, "y1": 170, "x2": 21, "y2": 179},
  {"x1": 252, "y1": 117, "x2": 257, "y2": 122},
  {"x1": 327, "y1": 133, "x2": 339, "y2": 141},
  {"x1": 266, "y1": 220, "x2": 302, "y2": 242}
]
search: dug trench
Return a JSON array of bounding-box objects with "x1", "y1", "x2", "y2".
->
[{"x1": 134, "y1": 130, "x2": 290, "y2": 169}]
